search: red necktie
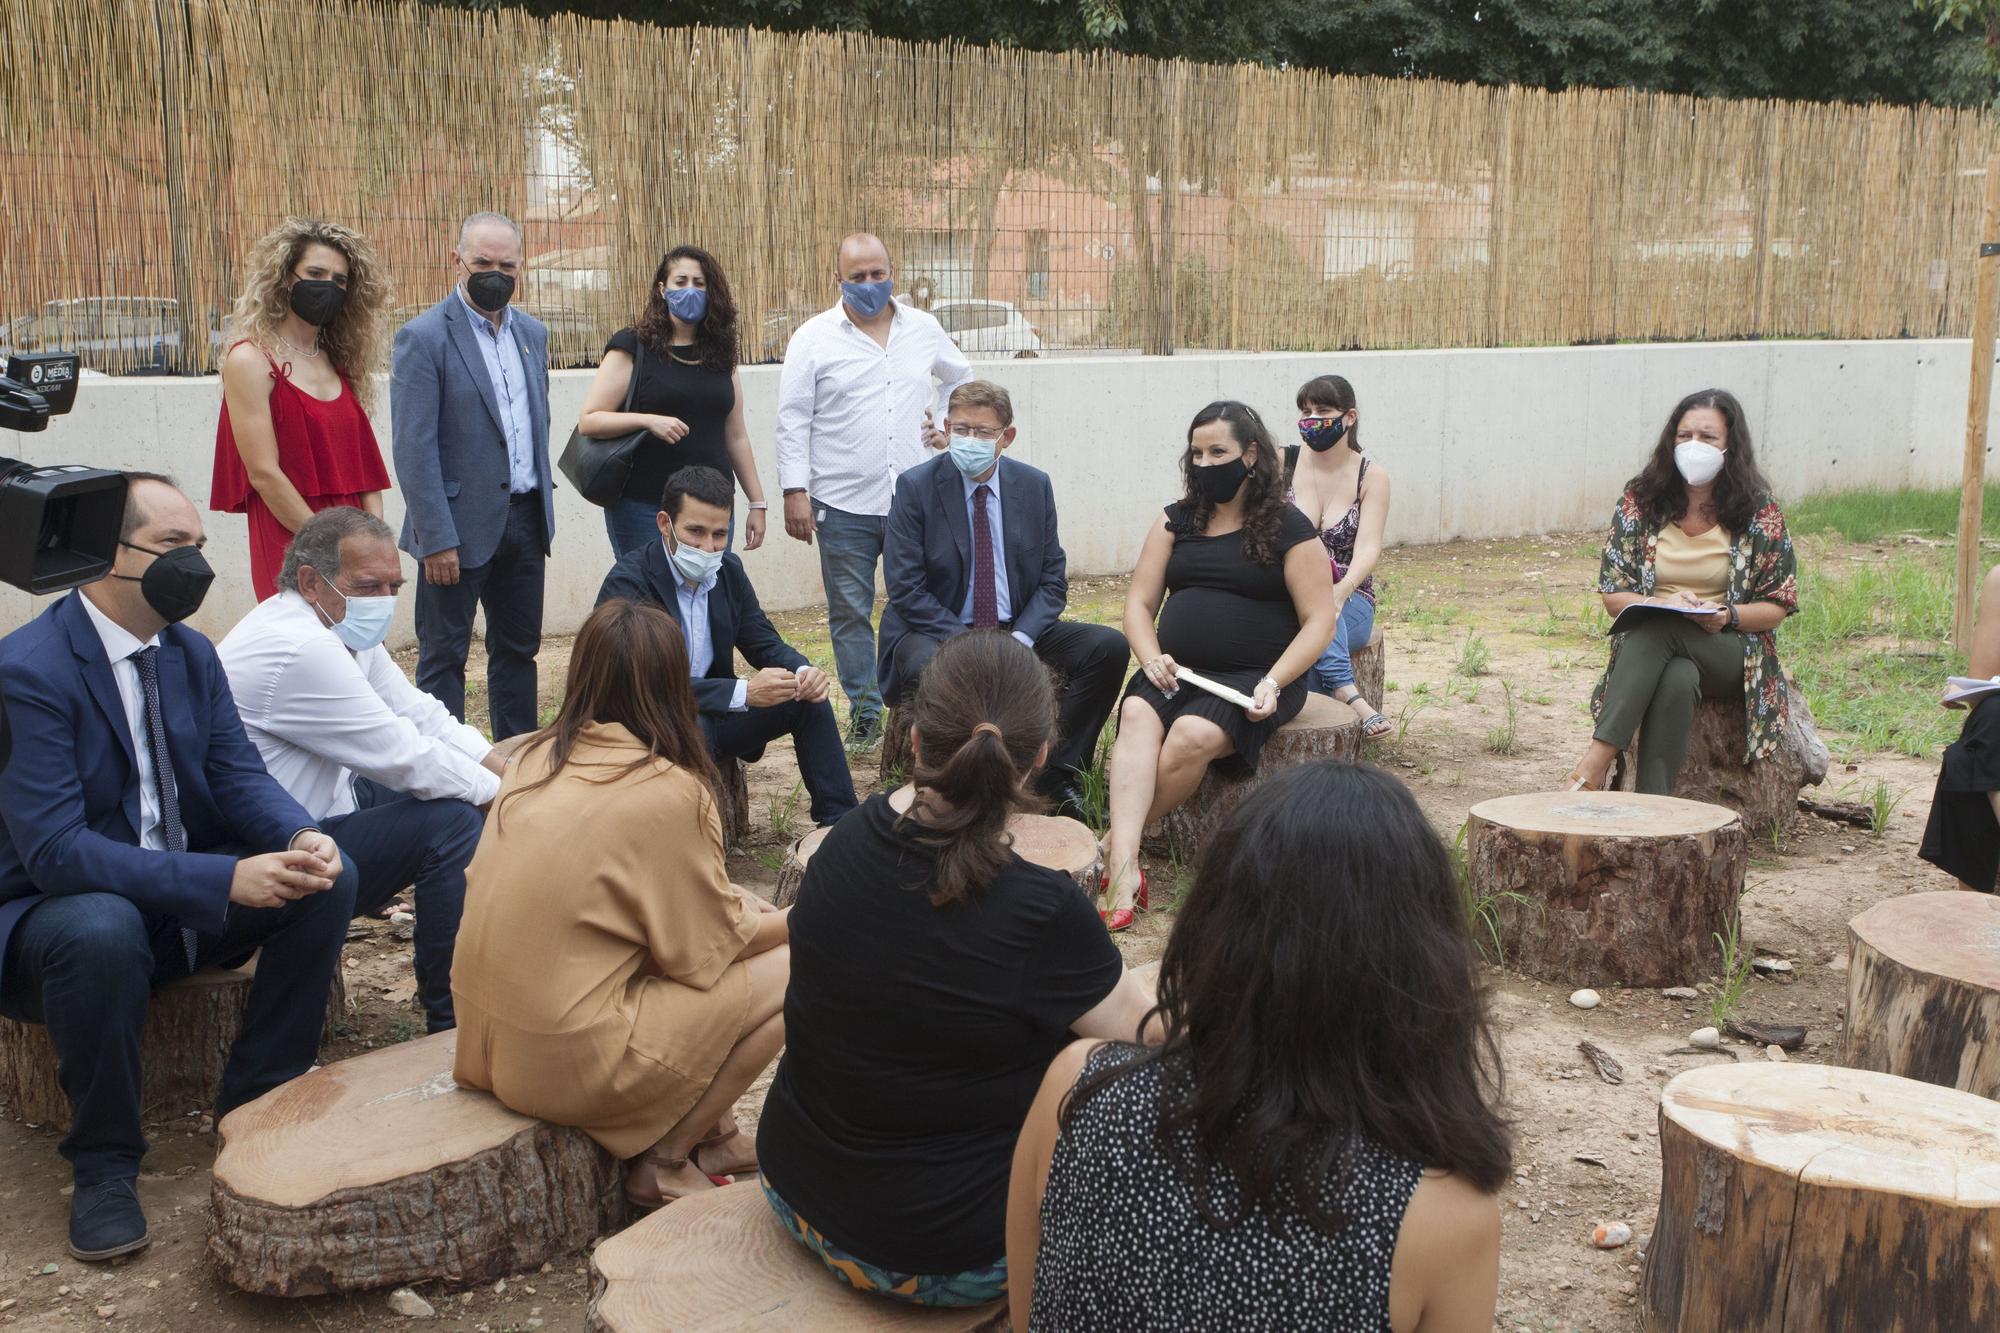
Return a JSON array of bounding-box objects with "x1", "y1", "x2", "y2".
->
[{"x1": 972, "y1": 484, "x2": 999, "y2": 629}]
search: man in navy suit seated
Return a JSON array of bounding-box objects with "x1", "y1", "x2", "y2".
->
[
  {"x1": 878, "y1": 381, "x2": 1129, "y2": 818},
  {"x1": 597, "y1": 466, "x2": 857, "y2": 827},
  {"x1": 0, "y1": 474, "x2": 355, "y2": 1262}
]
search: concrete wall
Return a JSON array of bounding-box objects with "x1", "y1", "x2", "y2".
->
[{"x1": 0, "y1": 338, "x2": 1988, "y2": 646}]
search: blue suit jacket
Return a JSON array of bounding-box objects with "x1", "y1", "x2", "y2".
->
[
  {"x1": 595, "y1": 540, "x2": 808, "y2": 717},
  {"x1": 391, "y1": 293, "x2": 555, "y2": 567},
  {"x1": 0, "y1": 593, "x2": 314, "y2": 991},
  {"x1": 877, "y1": 453, "x2": 1068, "y2": 702}
]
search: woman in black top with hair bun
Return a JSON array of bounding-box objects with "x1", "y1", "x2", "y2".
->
[
  {"x1": 1097, "y1": 400, "x2": 1338, "y2": 930},
  {"x1": 577, "y1": 244, "x2": 771, "y2": 555}
]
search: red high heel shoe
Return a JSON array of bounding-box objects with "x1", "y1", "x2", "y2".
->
[{"x1": 1098, "y1": 869, "x2": 1150, "y2": 933}]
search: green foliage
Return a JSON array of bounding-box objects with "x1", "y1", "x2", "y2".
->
[
  {"x1": 1452, "y1": 823, "x2": 1523, "y2": 965},
  {"x1": 1705, "y1": 913, "x2": 1753, "y2": 1029},
  {"x1": 1867, "y1": 779, "x2": 1908, "y2": 836},
  {"x1": 1455, "y1": 632, "x2": 1492, "y2": 677},
  {"x1": 1485, "y1": 680, "x2": 1519, "y2": 755},
  {"x1": 1785, "y1": 481, "x2": 2000, "y2": 544}
]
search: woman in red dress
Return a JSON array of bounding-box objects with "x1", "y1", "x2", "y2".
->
[{"x1": 211, "y1": 218, "x2": 393, "y2": 599}]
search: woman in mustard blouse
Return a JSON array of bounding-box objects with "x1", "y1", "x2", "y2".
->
[{"x1": 1565, "y1": 389, "x2": 1799, "y2": 794}]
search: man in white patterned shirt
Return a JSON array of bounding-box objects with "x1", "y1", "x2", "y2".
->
[
  {"x1": 775, "y1": 232, "x2": 973, "y2": 747},
  {"x1": 219, "y1": 507, "x2": 501, "y2": 1032}
]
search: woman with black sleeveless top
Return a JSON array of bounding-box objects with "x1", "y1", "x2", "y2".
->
[
  {"x1": 577, "y1": 245, "x2": 771, "y2": 555},
  {"x1": 1009, "y1": 761, "x2": 1512, "y2": 1332}
]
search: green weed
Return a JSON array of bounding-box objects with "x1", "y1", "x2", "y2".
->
[
  {"x1": 767, "y1": 780, "x2": 806, "y2": 845},
  {"x1": 1455, "y1": 633, "x2": 1492, "y2": 677},
  {"x1": 1867, "y1": 779, "x2": 1907, "y2": 836},
  {"x1": 1705, "y1": 913, "x2": 1753, "y2": 1030},
  {"x1": 1451, "y1": 823, "x2": 1524, "y2": 965},
  {"x1": 1486, "y1": 681, "x2": 1519, "y2": 755}
]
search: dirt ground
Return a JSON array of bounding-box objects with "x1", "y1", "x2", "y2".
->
[{"x1": 0, "y1": 531, "x2": 1962, "y2": 1332}]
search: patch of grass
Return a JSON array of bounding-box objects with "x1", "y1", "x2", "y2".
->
[
  {"x1": 1704, "y1": 912, "x2": 1753, "y2": 1030},
  {"x1": 767, "y1": 780, "x2": 806, "y2": 845},
  {"x1": 1532, "y1": 591, "x2": 1566, "y2": 638},
  {"x1": 385, "y1": 1014, "x2": 424, "y2": 1045},
  {"x1": 1392, "y1": 693, "x2": 1432, "y2": 745},
  {"x1": 1577, "y1": 597, "x2": 1609, "y2": 637},
  {"x1": 1787, "y1": 481, "x2": 2000, "y2": 544},
  {"x1": 1455, "y1": 632, "x2": 1492, "y2": 677},
  {"x1": 751, "y1": 847, "x2": 785, "y2": 873},
  {"x1": 1485, "y1": 680, "x2": 1520, "y2": 755},
  {"x1": 1867, "y1": 779, "x2": 1907, "y2": 836},
  {"x1": 1452, "y1": 823, "x2": 1524, "y2": 965},
  {"x1": 1074, "y1": 728, "x2": 1115, "y2": 835}
]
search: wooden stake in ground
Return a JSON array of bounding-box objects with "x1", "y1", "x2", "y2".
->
[
  {"x1": 1642, "y1": 1063, "x2": 2000, "y2": 1332},
  {"x1": 1957, "y1": 155, "x2": 2000, "y2": 651},
  {"x1": 210, "y1": 1031, "x2": 625, "y2": 1296},
  {"x1": 774, "y1": 812, "x2": 1103, "y2": 907},
  {"x1": 1467, "y1": 792, "x2": 1745, "y2": 988},
  {"x1": 1844, "y1": 889, "x2": 2000, "y2": 1099},
  {"x1": 589, "y1": 1180, "x2": 1006, "y2": 1332}
]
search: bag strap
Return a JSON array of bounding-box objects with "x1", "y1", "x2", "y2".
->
[{"x1": 623, "y1": 338, "x2": 644, "y2": 412}]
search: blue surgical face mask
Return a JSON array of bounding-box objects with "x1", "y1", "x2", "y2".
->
[
  {"x1": 948, "y1": 432, "x2": 998, "y2": 478},
  {"x1": 840, "y1": 278, "x2": 894, "y2": 318},
  {"x1": 668, "y1": 526, "x2": 726, "y2": 585},
  {"x1": 664, "y1": 286, "x2": 708, "y2": 324},
  {"x1": 316, "y1": 580, "x2": 396, "y2": 652}
]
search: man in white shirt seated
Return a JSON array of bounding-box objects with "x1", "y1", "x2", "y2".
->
[{"x1": 219, "y1": 507, "x2": 501, "y2": 1032}]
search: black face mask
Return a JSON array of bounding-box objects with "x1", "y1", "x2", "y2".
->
[
  {"x1": 1188, "y1": 456, "x2": 1250, "y2": 505},
  {"x1": 288, "y1": 278, "x2": 347, "y2": 328},
  {"x1": 113, "y1": 542, "x2": 214, "y2": 624},
  {"x1": 466, "y1": 269, "x2": 516, "y2": 314}
]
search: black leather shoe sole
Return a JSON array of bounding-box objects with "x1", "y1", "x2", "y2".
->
[{"x1": 69, "y1": 1229, "x2": 150, "y2": 1262}]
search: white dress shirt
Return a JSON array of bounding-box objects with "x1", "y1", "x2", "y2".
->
[
  {"x1": 78, "y1": 593, "x2": 165, "y2": 851},
  {"x1": 457, "y1": 287, "x2": 539, "y2": 493},
  {"x1": 218, "y1": 591, "x2": 500, "y2": 821},
  {"x1": 670, "y1": 541, "x2": 749, "y2": 712},
  {"x1": 775, "y1": 301, "x2": 974, "y2": 517}
]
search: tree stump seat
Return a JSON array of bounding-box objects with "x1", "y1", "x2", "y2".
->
[
  {"x1": 0, "y1": 958, "x2": 345, "y2": 1130},
  {"x1": 1467, "y1": 791, "x2": 1745, "y2": 988},
  {"x1": 1844, "y1": 890, "x2": 2000, "y2": 1099},
  {"x1": 715, "y1": 758, "x2": 751, "y2": 850},
  {"x1": 774, "y1": 812, "x2": 1103, "y2": 907},
  {"x1": 1613, "y1": 686, "x2": 1827, "y2": 839},
  {"x1": 1642, "y1": 1063, "x2": 2000, "y2": 1332},
  {"x1": 1156, "y1": 692, "x2": 1361, "y2": 860},
  {"x1": 588, "y1": 1179, "x2": 1006, "y2": 1332},
  {"x1": 209, "y1": 1030, "x2": 625, "y2": 1296}
]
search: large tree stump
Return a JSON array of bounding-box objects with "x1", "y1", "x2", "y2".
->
[
  {"x1": 1614, "y1": 685, "x2": 1828, "y2": 840},
  {"x1": 1641, "y1": 1063, "x2": 2000, "y2": 1332},
  {"x1": 1157, "y1": 692, "x2": 1360, "y2": 860},
  {"x1": 1844, "y1": 890, "x2": 2000, "y2": 1099},
  {"x1": 1467, "y1": 791, "x2": 1745, "y2": 987},
  {"x1": 714, "y1": 758, "x2": 751, "y2": 850},
  {"x1": 1350, "y1": 626, "x2": 1385, "y2": 707},
  {"x1": 210, "y1": 1030, "x2": 625, "y2": 1296},
  {"x1": 774, "y1": 812, "x2": 1103, "y2": 908},
  {"x1": 0, "y1": 960, "x2": 346, "y2": 1130},
  {"x1": 589, "y1": 1179, "x2": 1007, "y2": 1332}
]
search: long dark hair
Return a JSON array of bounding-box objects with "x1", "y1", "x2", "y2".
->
[
  {"x1": 500, "y1": 599, "x2": 719, "y2": 825},
  {"x1": 1626, "y1": 388, "x2": 1772, "y2": 534},
  {"x1": 899, "y1": 632, "x2": 1055, "y2": 908},
  {"x1": 1064, "y1": 762, "x2": 1513, "y2": 1233},
  {"x1": 1175, "y1": 400, "x2": 1290, "y2": 565},
  {"x1": 635, "y1": 244, "x2": 739, "y2": 374}
]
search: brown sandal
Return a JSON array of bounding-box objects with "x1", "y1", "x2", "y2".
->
[
  {"x1": 692, "y1": 1122, "x2": 758, "y2": 1179},
  {"x1": 623, "y1": 1152, "x2": 720, "y2": 1209}
]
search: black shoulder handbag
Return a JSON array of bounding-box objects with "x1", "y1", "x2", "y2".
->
[{"x1": 558, "y1": 340, "x2": 648, "y2": 507}]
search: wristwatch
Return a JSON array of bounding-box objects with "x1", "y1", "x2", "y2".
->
[{"x1": 1726, "y1": 604, "x2": 1740, "y2": 630}]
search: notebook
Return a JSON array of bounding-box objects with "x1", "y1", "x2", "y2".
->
[
  {"x1": 1943, "y1": 676, "x2": 2000, "y2": 710},
  {"x1": 1606, "y1": 599, "x2": 1723, "y2": 636}
]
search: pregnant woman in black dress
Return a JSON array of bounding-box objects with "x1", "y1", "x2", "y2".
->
[{"x1": 1099, "y1": 400, "x2": 1338, "y2": 930}]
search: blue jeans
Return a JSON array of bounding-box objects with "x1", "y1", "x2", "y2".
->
[
  {"x1": 0, "y1": 857, "x2": 357, "y2": 1186},
  {"x1": 1310, "y1": 594, "x2": 1376, "y2": 696},
  {"x1": 322, "y1": 777, "x2": 484, "y2": 1031},
  {"x1": 813, "y1": 499, "x2": 886, "y2": 733},
  {"x1": 605, "y1": 500, "x2": 735, "y2": 558}
]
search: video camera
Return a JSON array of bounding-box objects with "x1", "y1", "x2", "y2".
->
[{"x1": 0, "y1": 352, "x2": 130, "y2": 595}]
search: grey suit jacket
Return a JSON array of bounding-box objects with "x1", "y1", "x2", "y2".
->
[{"x1": 390, "y1": 293, "x2": 555, "y2": 566}]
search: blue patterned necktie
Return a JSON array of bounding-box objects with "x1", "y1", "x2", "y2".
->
[
  {"x1": 972, "y1": 484, "x2": 999, "y2": 630},
  {"x1": 130, "y1": 647, "x2": 198, "y2": 971}
]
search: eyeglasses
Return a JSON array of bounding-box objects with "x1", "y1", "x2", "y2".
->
[{"x1": 950, "y1": 427, "x2": 1005, "y2": 442}]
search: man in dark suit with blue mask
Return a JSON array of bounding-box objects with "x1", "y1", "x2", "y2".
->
[
  {"x1": 877, "y1": 381, "x2": 1129, "y2": 819},
  {"x1": 392, "y1": 211, "x2": 554, "y2": 740},
  {"x1": 0, "y1": 475, "x2": 355, "y2": 1262},
  {"x1": 596, "y1": 466, "x2": 857, "y2": 827}
]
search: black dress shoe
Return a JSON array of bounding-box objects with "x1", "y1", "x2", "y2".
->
[
  {"x1": 69, "y1": 1178, "x2": 149, "y2": 1262},
  {"x1": 1043, "y1": 781, "x2": 1093, "y2": 825}
]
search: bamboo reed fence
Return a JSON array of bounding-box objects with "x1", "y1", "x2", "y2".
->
[{"x1": 0, "y1": 0, "x2": 1995, "y2": 375}]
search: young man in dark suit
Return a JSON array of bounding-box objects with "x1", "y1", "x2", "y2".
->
[
  {"x1": 596, "y1": 466, "x2": 857, "y2": 826},
  {"x1": 0, "y1": 476, "x2": 355, "y2": 1262},
  {"x1": 877, "y1": 381, "x2": 1130, "y2": 818}
]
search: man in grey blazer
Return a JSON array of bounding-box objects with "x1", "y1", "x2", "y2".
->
[
  {"x1": 391, "y1": 211, "x2": 554, "y2": 740},
  {"x1": 877, "y1": 380, "x2": 1129, "y2": 819}
]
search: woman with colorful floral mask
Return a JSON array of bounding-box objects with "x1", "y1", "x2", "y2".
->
[
  {"x1": 1287, "y1": 374, "x2": 1392, "y2": 739},
  {"x1": 578, "y1": 245, "x2": 769, "y2": 556},
  {"x1": 1565, "y1": 388, "x2": 1798, "y2": 794}
]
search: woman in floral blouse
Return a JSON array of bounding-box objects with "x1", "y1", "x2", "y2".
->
[{"x1": 1566, "y1": 389, "x2": 1798, "y2": 794}]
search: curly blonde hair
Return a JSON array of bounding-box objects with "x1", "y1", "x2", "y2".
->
[{"x1": 223, "y1": 218, "x2": 392, "y2": 410}]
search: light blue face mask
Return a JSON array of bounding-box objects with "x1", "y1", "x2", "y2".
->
[
  {"x1": 664, "y1": 286, "x2": 708, "y2": 324},
  {"x1": 669, "y1": 527, "x2": 726, "y2": 585},
  {"x1": 948, "y1": 432, "x2": 998, "y2": 479},
  {"x1": 319, "y1": 582, "x2": 396, "y2": 652},
  {"x1": 840, "y1": 278, "x2": 893, "y2": 318}
]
